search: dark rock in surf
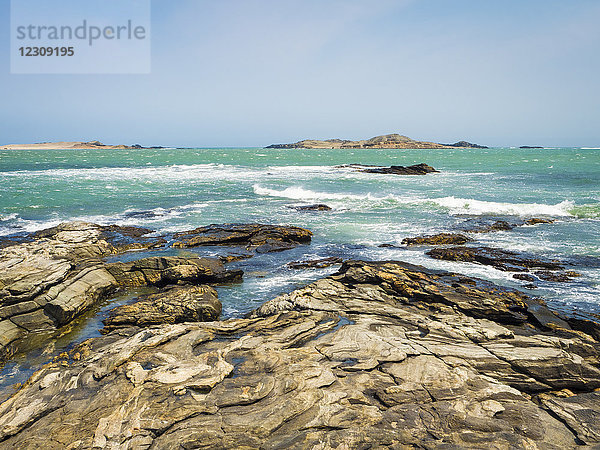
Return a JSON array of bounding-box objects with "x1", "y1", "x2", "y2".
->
[
  {"x1": 461, "y1": 218, "x2": 556, "y2": 234},
  {"x1": 426, "y1": 246, "x2": 564, "y2": 272},
  {"x1": 466, "y1": 220, "x2": 516, "y2": 233},
  {"x1": 361, "y1": 163, "x2": 439, "y2": 175},
  {"x1": 172, "y1": 223, "x2": 312, "y2": 252},
  {"x1": 287, "y1": 257, "x2": 343, "y2": 269},
  {"x1": 288, "y1": 204, "x2": 332, "y2": 211},
  {"x1": 513, "y1": 273, "x2": 536, "y2": 282},
  {"x1": 402, "y1": 233, "x2": 472, "y2": 246},
  {"x1": 525, "y1": 218, "x2": 555, "y2": 225},
  {"x1": 534, "y1": 270, "x2": 581, "y2": 283}
]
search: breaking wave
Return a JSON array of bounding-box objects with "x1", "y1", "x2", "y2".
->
[{"x1": 253, "y1": 185, "x2": 578, "y2": 217}]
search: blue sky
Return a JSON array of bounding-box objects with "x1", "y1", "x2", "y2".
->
[{"x1": 1, "y1": 0, "x2": 599, "y2": 147}]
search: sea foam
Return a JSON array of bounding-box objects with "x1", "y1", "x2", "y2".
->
[{"x1": 253, "y1": 184, "x2": 576, "y2": 217}]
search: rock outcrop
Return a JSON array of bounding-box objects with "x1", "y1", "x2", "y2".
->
[
  {"x1": 402, "y1": 232, "x2": 472, "y2": 246},
  {"x1": 360, "y1": 163, "x2": 439, "y2": 175},
  {"x1": 426, "y1": 246, "x2": 580, "y2": 283},
  {"x1": 103, "y1": 285, "x2": 221, "y2": 331},
  {"x1": 172, "y1": 223, "x2": 312, "y2": 253},
  {"x1": 0, "y1": 223, "x2": 241, "y2": 363},
  {"x1": 461, "y1": 218, "x2": 556, "y2": 234},
  {"x1": 1, "y1": 260, "x2": 598, "y2": 448}
]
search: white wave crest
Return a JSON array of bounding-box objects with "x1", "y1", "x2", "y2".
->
[
  {"x1": 427, "y1": 197, "x2": 574, "y2": 217},
  {"x1": 253, "y1": 184, "x2": 575, "y2": 217}
]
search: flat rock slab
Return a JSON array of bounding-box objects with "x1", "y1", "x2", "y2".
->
[
  {"x1": 1, "y1": 260, "x2": 598, "y2": 448},
  {"x1": 103, "y1": 285, "x2": 221, "y2": 331},
  {"x1": 427, "y1": 245, "x2": 569, "y2": 273},
  {"x1": 172, "y1": 223, "x2": 312, "y2": 252}
]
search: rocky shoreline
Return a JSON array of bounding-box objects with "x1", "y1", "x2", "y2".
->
[
  {"x1": 0, "y1": 222, "x2": 311, "y2": 364},
  {"x1": 0, "y1": 259, "x2": 598, "y2": 448},
  {"x1": 0, "y1": 219, "x2": 598, "y2": 448}
]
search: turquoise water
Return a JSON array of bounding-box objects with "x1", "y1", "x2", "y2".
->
[{"x1": 1, "y1": 146, "x2": 599, "y2": 320}]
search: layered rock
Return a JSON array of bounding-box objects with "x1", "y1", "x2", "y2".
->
[
  {"x1": 1, "y1": 260, "x2": 598, "y2": 448},
  {"x1": 402, "y1": 232, "x2": 472, "y2": 246},
  {"x1": 103, "y1": 285, "x2": 221, "y2": 331},
  {"x1": 0, "y1": 223, "x2": 241, "y2": 363},
  {"x1": 172, "y1": 223, "x2": 312, "y2": 253},
  {"x1": 427, "y1": 246, "x2": 580, "y2": 283}
]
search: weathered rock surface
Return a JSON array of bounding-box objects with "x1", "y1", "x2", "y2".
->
[
  {"x1": 1, "y1": 260, "x2": 598, "y2": 448},
  {"x1": 402, "y1": 232, "x2": 472, "y2": 246},
  {"x1": 288, "y1": 204, "x2": 332, "y2": 211},
  {"x1": 172, "y1": 223, "x2": 312, "y2": 253},
  {"x1": 0, "y1": 222, "x2": 241, "y2": 363},
  {"x1": 361, "y1": 163, "x2": 439, "y2": 175},
  {"x1": 426, "y1": 246, "x2": 582, "y2": 284},
  {"x1": 103, "y1": 285, "x2": 221, "y2": 331}
]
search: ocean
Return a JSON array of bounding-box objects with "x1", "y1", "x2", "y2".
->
[{"x1": 0, "y1": 146, "x2": 599, "y2": 391}]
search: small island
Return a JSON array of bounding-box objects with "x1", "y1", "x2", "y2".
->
[
  {"x1": 266, "y1": 133, "x2": 488, "y2": 149},
  {"x1": 0, "y1": 140, "x2": 164, "y2": 150}
]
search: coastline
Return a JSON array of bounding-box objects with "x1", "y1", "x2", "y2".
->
[
  {"x1": 0, "y1": 141, "x2": 164, "y2": 150},
  {"x1": 0, "y1": 146, "x2": 598, "y2": 447},
  {"x1": 0, "y1": 220, "x2": 599, "y2": 447}
]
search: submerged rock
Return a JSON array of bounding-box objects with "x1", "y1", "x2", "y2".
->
[
  {"x1": 172, "y1": 223, "x2": 312, "y2": 252},
  {"x1": 1, "y1": 260, "x2": 598, "y2": 448},
  {"x1": 402, "y1": 232, "x2": 472, "y2": 246},
  {"x1": 525, "y1": 218, "x2": 556, "y2": 225},
  {"x1": 287, "y1": 257, "x2": 343, "y2": 269},
  {"x1": 288, "y1": 204, "x2": 332, "y2": 211},
  {"x1": 103, "y1": 285, "x2": 221, "y2": 331},
  {"x1": 466, "y1": 220, "x2": 516, "y2": 233},
  {"x1": 513, "y1": 273, "x2": 536, "y2": 282},
  {"x1": 462, "y1": 218, "x2": 556, "y2": 234},
  {"x1": 427, "y1": 246, "x2": 564, "y2": 272},
  {"x1": 360, "y1": 163, "x2": 439, "y2": 175}
]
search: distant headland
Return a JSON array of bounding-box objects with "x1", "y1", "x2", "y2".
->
[
  {"x1": 0, "y1": 141, "x2": 165, "y2": 150},
  {"x1": 266, "y1": 134, "x2": 488, "y2": 149}
]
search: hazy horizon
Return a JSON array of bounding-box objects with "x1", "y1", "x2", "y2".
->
[{"x1": 2, "y1": 0, "x2": 600, "y2": 148}]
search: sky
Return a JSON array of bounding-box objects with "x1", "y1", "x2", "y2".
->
[{"x1": 1, "y1": 0, "x2": 600, "y2": 147}]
